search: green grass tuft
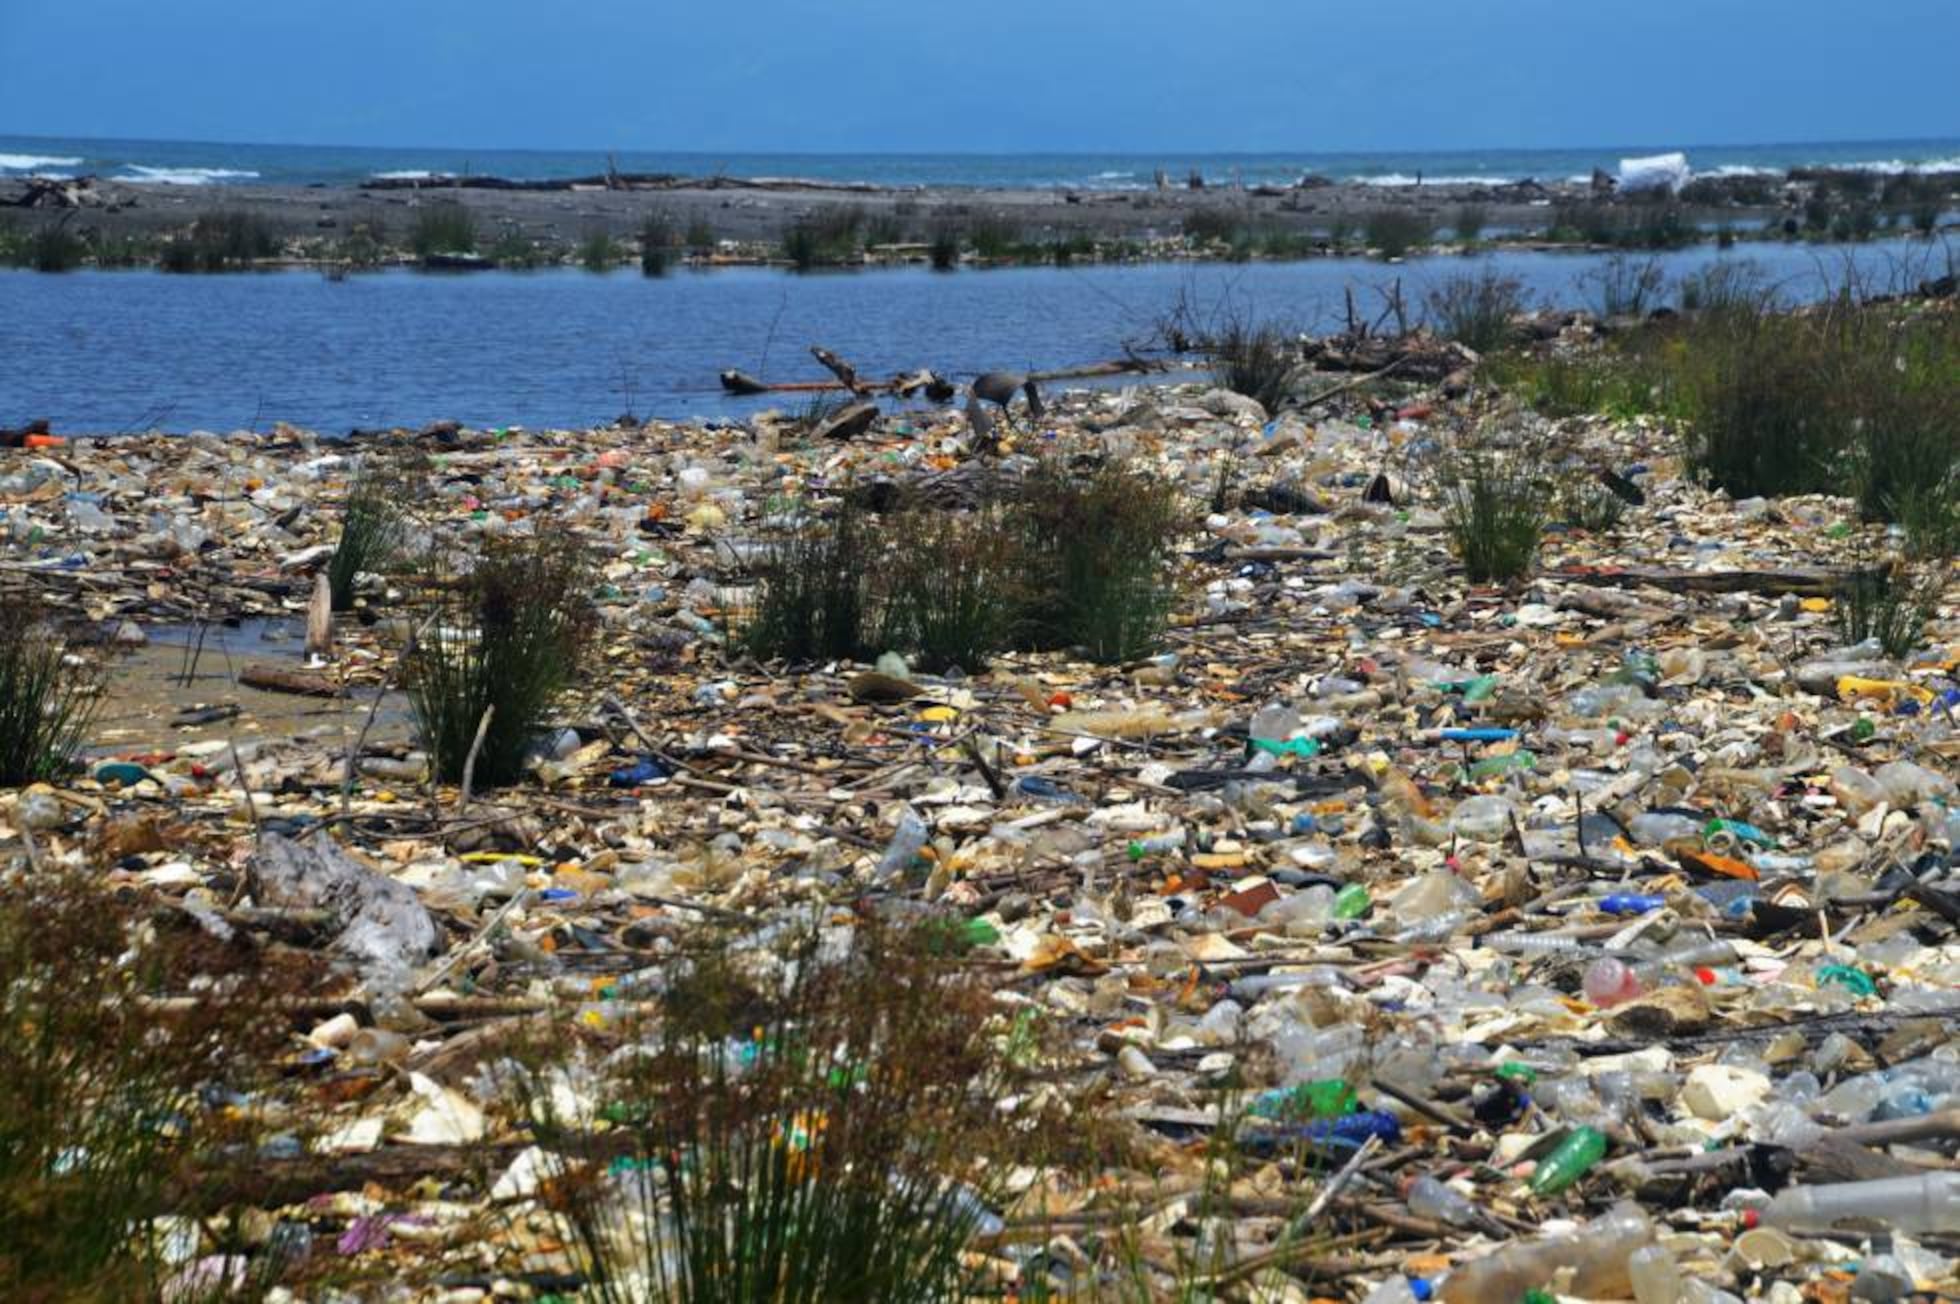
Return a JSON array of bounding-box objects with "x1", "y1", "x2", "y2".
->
[
  {"x1": 0, "y1": 601, "x2": 97, "y2": 785},
  {"x1": 405, "y1": 530, "x2": 595, "y2": 787},
  {"x1": 1439, "y1": 439, "x2": 1552, "y2": 584}
]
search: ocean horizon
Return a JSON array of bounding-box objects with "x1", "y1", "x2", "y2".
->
[{"x1": 5, "y1": 132, "x2": 1960, "y2": 191}]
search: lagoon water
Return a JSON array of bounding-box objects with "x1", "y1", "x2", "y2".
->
[{"x1": 2, "y1": 238, "x2": 1950, "y2": 434}]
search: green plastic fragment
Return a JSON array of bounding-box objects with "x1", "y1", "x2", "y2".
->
[
  {"x1": 1250, "y1": 736, "x2": 1321, "y2": 758},
  {"x1": 1816, "y1": 964, "x2": 1877, "y2": 997}
]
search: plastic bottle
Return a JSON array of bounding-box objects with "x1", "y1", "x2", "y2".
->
[
  {"x1": 1249, "y1": 701, "x2": 1300, "y2": 744},
  {"x1": 1628, "y1": 1244, "x2": 1686, "y2": 1304},
  {"x1": 873, "y1": 806, "x2": 929, "y2": 881},
  {"x1": 1583, "y1": 958, "x2": 1644, "y2": 1007},
  {"x1": 1761, "y1": 1172, "x2": 1960, "y2": 1234},
  {"x1": 1598, "y1": 893, "x2": 1666, "y2": 916},
  {"x1": 1530, "y1": 1124, "x2": 1608, "y2": 1194},
  {"x1": 1449, "y1": 795, "x2": 1516, "y2": 842},
  {"x1": 1126, "y1": 829, "x2": 1187, "y2": 861},
  {"x1": 1439, "y1": 1201, "x2": 1652, "y2": 1304},
  {"x1": 1627, "y1": 811, "x2": 1704, "y2": 846},
  {"x1": 1332, "y1": 883, "x2": 1373, "y2": 920},
  {"x1": 1828, "y1": 766, "x2": 1887, "y2": 814},
  {"x1": 1407, "y1": 1175, "x2": 1481, "y2": 1227},
  {"x1": 1482, "y1": 931, "x2": 1589, "y2": 956}
]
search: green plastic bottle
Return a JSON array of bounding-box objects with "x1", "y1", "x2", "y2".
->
[
  {"x1": 1530, "y1": 1125, "x2": 1607, "y2": 1195},
  {"x1": 1332, "y1": 883, "x2": 1372, "y2": 920}
]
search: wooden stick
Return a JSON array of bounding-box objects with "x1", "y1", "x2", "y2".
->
[{"x1": 457, "y1": 705, "x2": 494, "y2": 815}]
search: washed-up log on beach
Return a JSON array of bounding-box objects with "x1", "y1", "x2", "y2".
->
[
  {"x1": 240, "y1": 663, "x2": 343, "y2": 697},
  {"x1": 720, "y1": 353, "x2": 1165, "y2": 396}
]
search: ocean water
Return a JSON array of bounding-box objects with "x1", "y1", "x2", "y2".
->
[
  {"x1": 2, "y1": 238, "x2": 1948, "y2": 435},
  {"x1": 3, "y1": 134, "x2": 1960, "y2": 190}
]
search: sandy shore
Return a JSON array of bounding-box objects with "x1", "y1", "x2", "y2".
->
[{"x1": 3, "y1": 171, "x2": 1793, "y2": 251}]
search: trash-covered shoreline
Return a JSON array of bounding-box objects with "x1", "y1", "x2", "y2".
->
[{"x1": 3, "y1": 302, "x2": 1959, "y2": 1301}]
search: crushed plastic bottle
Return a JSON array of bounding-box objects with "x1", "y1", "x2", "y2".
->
[{"x1": 1761, "y1": 1172, "x2": 1960, "y2": 1235}]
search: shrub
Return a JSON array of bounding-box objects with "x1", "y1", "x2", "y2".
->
[
  {"x1": 0, "y1": 600, "x2": 97, "y2": 785},
  {"x1": 1677, "y1": 260, "x2": 1773, "y2": 314},
  {"x1": 1209, "y1": 316, "x2": 1297, "y2": 414},
  {"x1": 1182, "y1": 208, "x2": 1241, "y2": 245},
  {"x1": 1363, "y1": 209, "x2": 1432, "y2": 259},
  {"x1": 487, "y1": 919, "x2": 1069, "y2": 1304},
  {"x1": 638, "y1": 212, "x2": 675, "y2": 273},
  {"x1": 326, "y1": 460, "x2": 412, "y2": 611},
  {"x1": 0, "y1": 873, "x2": 307, "y2": 1299},
  {"x1": 488, "y1": 228, "x2": 551, "y2": 268},
  {"x1": 967, "y1": 215, "x2": 1021, "y2": 260},
  {"x1": 684, "y1": 215, "x2": 715, "y2": 249},
  {"x1": 740, "y1": 497, "x2": 874, "y2": 663},
  {"x1": 782, "y1": 206, "x2": 864, "y2": 270},
  {"x1": 578, "y1": 229, "x2": 620, "y2": 272},
  {"x1": 1555, "y1": 474, "x2": 1629, "y2": 533},
  {"x1": 1836, "y1": 565, "x2": 1935, "y2": 658},
  {"x1": 1017, "y1": 459, "x2": 1185, "y2": 662},
  {"x1": 1675, "y1": 304, "x2": 1959, "y2": 505},
  {"x1": 25, "y1": 224, "x2": 86, "y2": 272},
  {"x1": 156, "y1": 210, "x2": 279, "y2": 272},
  {"x1": 863, "y1": 211, "x2": 906, "y2": 247},
  {"x1": 1438, "y1": 440, "x2": 1551, "y2": 583},
  {"x1": 1452, "y1": 204, "x2": 1487, "y2": 243},
  {"x1": 743, "y1": 465, "x2": 1185, "y2": 668},
  {"x1": 877, "y1": 504, "x2": 1022, "y2": 673},
  {"x1": 1584, "y1": 254, "x2": 1666, "y2": 317},
  {"x1": 409, "y1": 201, "x2": 478, "y2": 257},
  {"x1": 927, "y1": 222, "x2": 961, "y2": 270},
  {"x1": 1425, "y1": 267, "x2": 1524, "y2": 352},
  {"x1": 405, "y1": 530, "x2": 595, "y2": 786}
]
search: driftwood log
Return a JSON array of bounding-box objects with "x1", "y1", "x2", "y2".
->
[
  {"x1": 719, "y1": 349, "x2": 1165, "y2": 396},
  {"x1": 240, "y1": 663, "x2": 343, "y2": 697}
]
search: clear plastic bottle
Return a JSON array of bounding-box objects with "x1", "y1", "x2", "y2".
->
[
  {"x1": 1628, "y1": 1244, "x2": 1685, "y2": 1304},
  {"x1": 1439, "y1": 1201, "x2": 1652, "y2": 1304},
  {"x1": 1627, "y1": 811, "x2": 1704, "y2": 847},
  {"x1": 1407, "y1": 1175, "x2": 1481, "y2": 1227},
  {"x1": 1126, "y1": 829, "x2": 1187, "y2": 860},
  {"x1": 873, "y1": 806, "x2": 929, "y2": 881},
  {"x1": 1762, "y1": 1172, "x2": 1960, "y2": 1235}
]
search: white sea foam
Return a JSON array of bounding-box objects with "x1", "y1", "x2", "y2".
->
[
  {"x1": 0, "y1": 153, "x2": 83, "y2": 171},
  {"x1": 371, "y1": 169, "x2": 450, "y2": 180},
  {"x1": 1359, "y1": 173, "x2": 1514, "y2": 187},
  {"x1": 1821, "y1": 155, "x2": 1960, "y2": 175},
  {"x1": 118, "y1": 165, "x2": 260, "y2": 185}
]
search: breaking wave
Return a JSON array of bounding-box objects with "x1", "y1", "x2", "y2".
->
[
  {"x1": 0, "y1": 153, "x2": 83, "y2": 171},
  {"x1": 118, "y1": 165, "x2": 261, "y2": 185}
]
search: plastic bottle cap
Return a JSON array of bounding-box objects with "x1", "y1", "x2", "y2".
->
[
  {"x1": 1741, "y1": 1208, "x2": 1760, "y2": 1230},
  {"x1": 1694, "y1": 966, "x2": 1717, "y2": 985}
]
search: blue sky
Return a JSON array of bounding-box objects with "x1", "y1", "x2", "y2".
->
[{"x1": 2, "y1": 0, "x2": 1955, "y2": 152}]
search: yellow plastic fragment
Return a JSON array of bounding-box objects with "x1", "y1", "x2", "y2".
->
[{"x1": 1837, "y1": 675, "x2": 1933, "y2": 706}]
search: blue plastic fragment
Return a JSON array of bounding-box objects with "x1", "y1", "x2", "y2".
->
[
  {"x1": 608, "y1": 757, "x2": 669, "y2": 787},
  {"x1": 1013, "y1": 775, "x2": 1080, "y2": 804},
  {"x1": 1300, "y1": 1109, "x2": 1403, "y2": 1148}
]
